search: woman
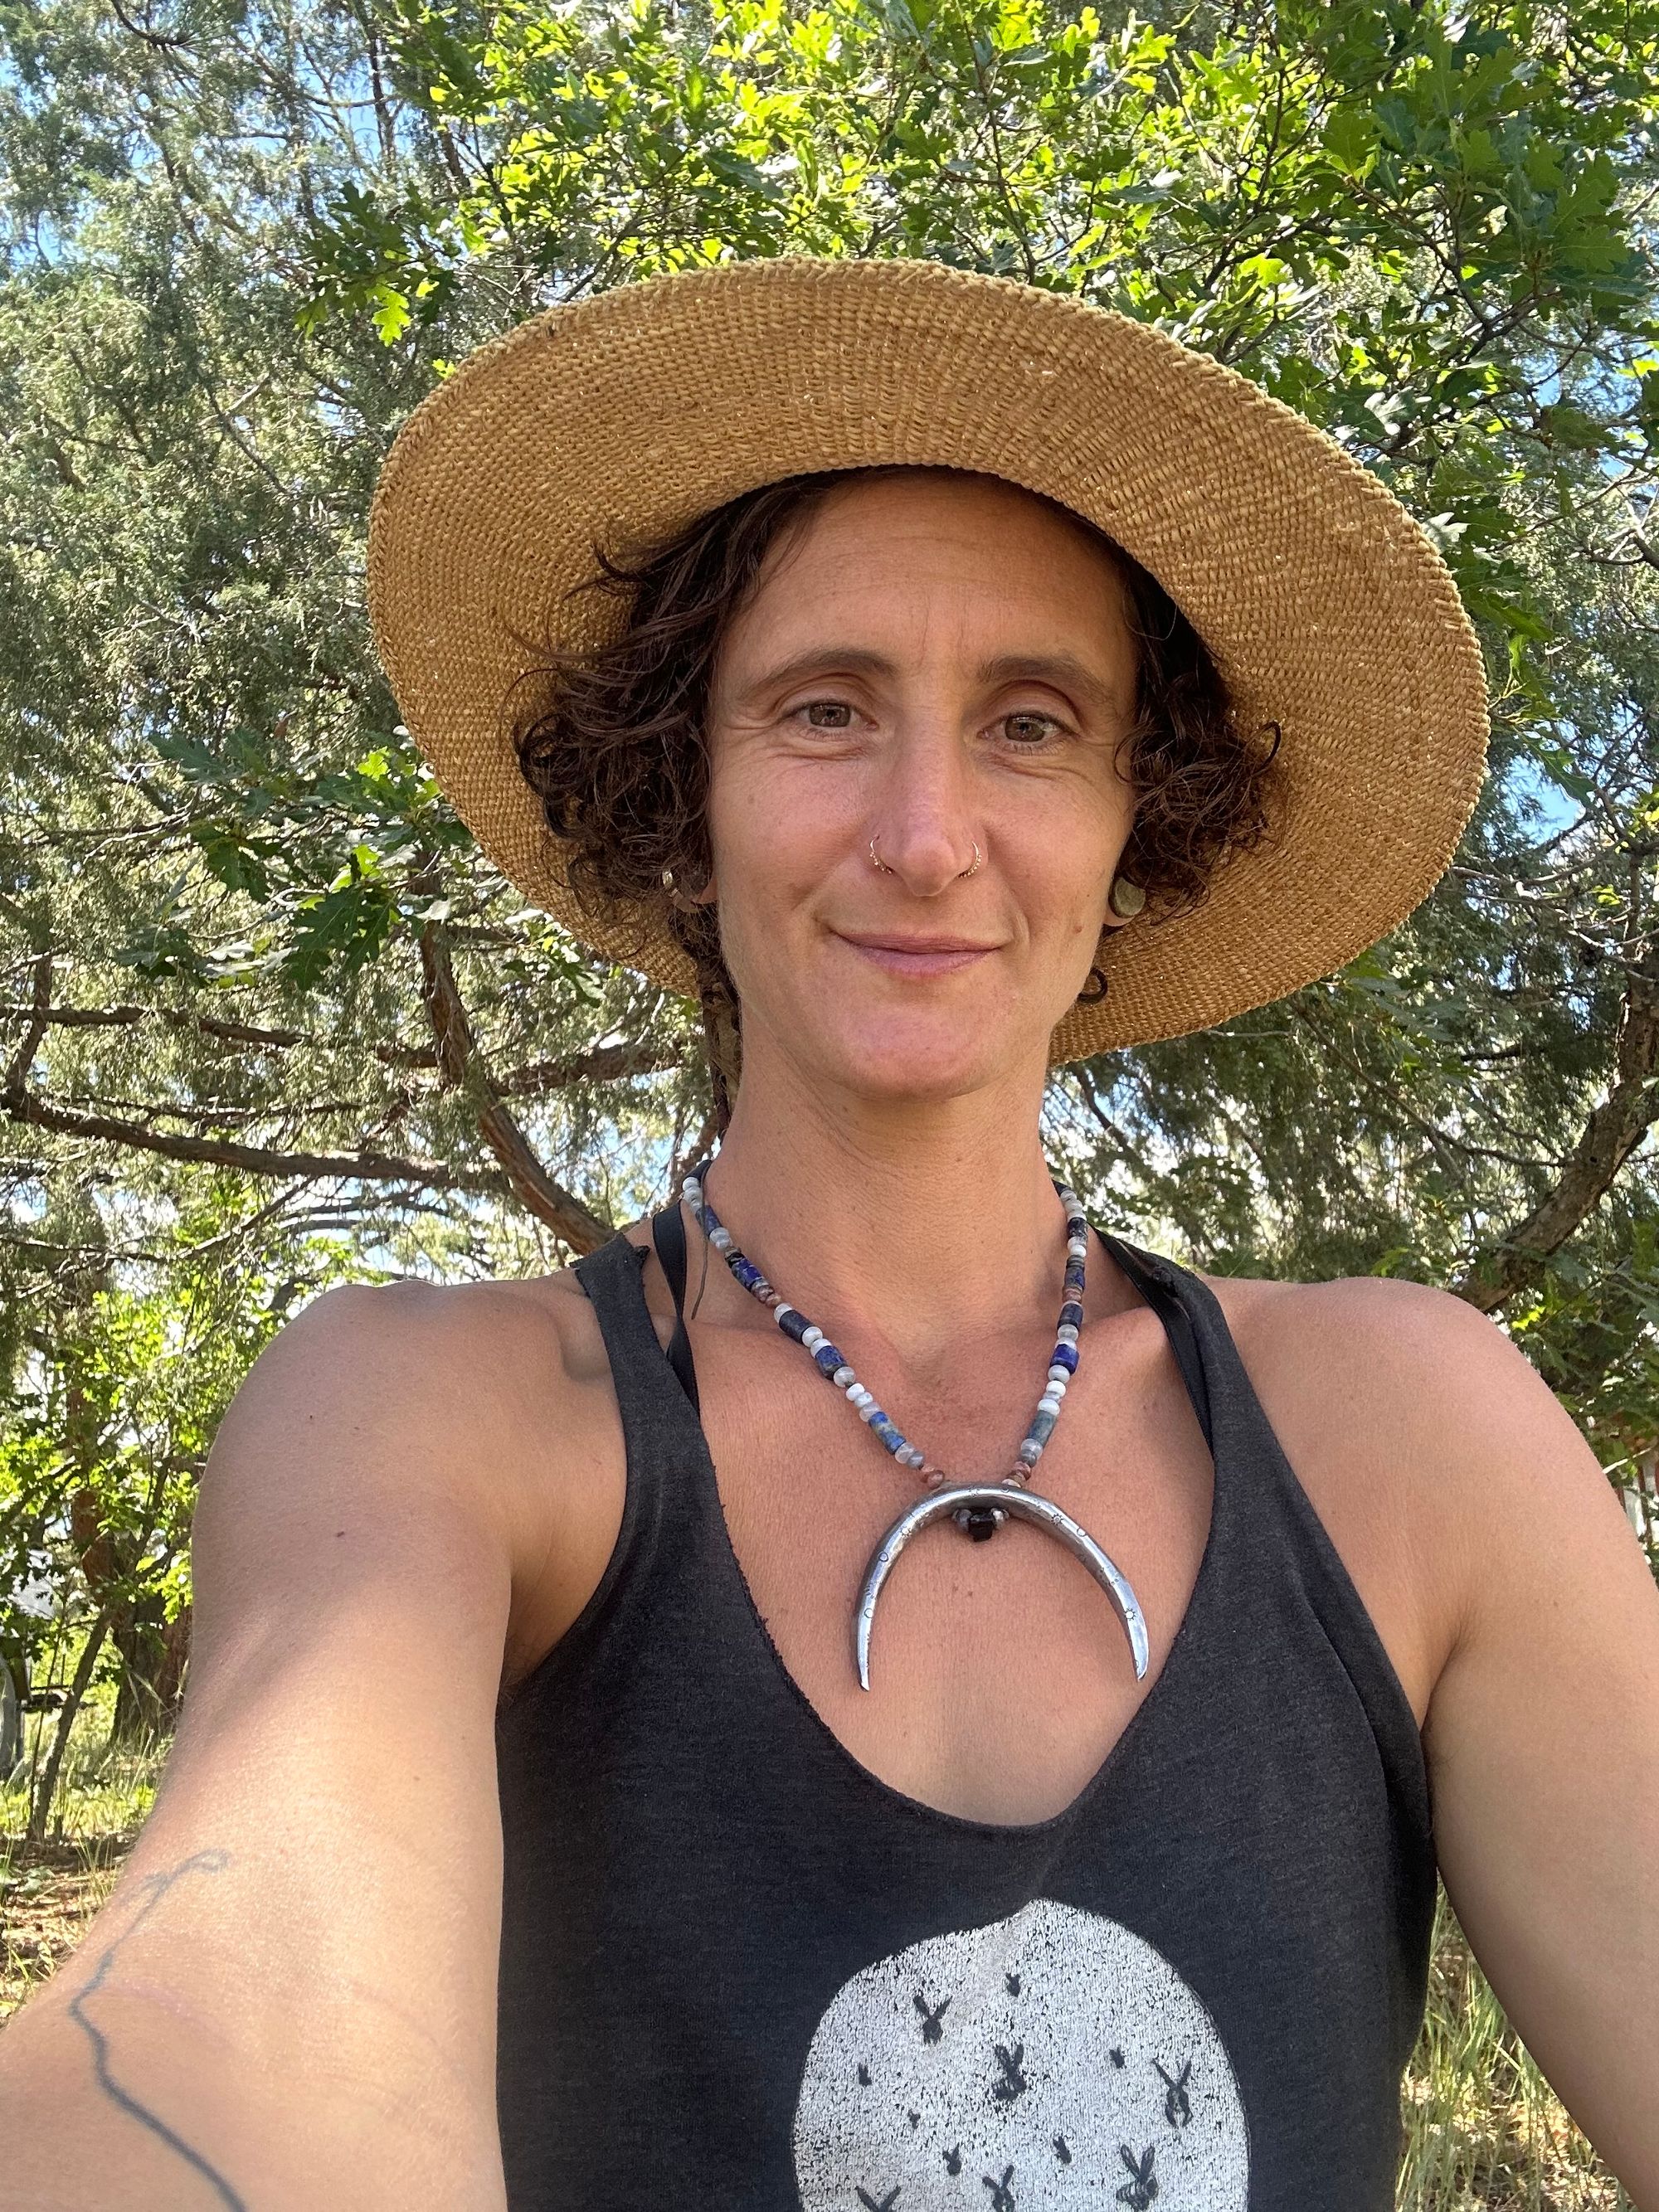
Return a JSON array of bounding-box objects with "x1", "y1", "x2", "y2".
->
[{"x1": 3, "y1": 259, "x2": 1656, "y2": 2210}]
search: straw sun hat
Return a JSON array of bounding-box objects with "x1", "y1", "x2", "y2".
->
[{"x1": 367, "y1": 255, "x2": 1489, "y2": 1063}]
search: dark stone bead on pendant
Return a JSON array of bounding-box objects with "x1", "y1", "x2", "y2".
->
[{"x1": 954, "y1": 1504, "x2": 1006, "y2": 1542}]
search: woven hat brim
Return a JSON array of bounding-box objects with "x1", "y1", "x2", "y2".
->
[{"x1": 367, "y1": 257, "x2": 1489, "y2": 1064}]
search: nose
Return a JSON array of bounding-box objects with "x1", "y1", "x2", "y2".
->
[{"x1": 865, "y1": 717, "x2": 981, "y2": 896}]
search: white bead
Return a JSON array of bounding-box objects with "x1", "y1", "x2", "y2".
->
[
  {"x1": 801, "y1": 1325, "x2": 825, "y2": 1351},
  {"x1": 1048, "y1": 1365, "x2": 1070, "y2": 1387},
  {"x1": 1038, "y1": 1394, "x2": 1062, "y2": 1417},
  {"x1": 858, "y1": 1402, "x2": 880, "y2": 1423},
  {"x1": 711, "y1": 1227, "x2": 733, "y2": 1252},
  {"x1": 847, "y1": 1384, "x2": 871, "y2": 1408},
  {"x1": 832, "y1": 1365, "x2": 855, "y2": 1388},
  {"x1": 1057, "y1": 1323, "x2": 1080, "y2": 1345}
]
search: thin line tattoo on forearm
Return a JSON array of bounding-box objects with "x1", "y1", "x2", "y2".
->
[{"x1": 66, "y1": 1847, "x2": 248, "y2": 2210}]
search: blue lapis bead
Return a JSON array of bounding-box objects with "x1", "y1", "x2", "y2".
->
[{"x1": 690, "y1": 1152, "x2": 1093, "y2": 1498}]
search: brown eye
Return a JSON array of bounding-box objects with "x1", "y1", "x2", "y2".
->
[
  {"x1": 1001, "y1": 712, "x2": 1063, "y2": 746},
  {"x1": 800, "y1": 700, "x2": 854, "y2": 729}
]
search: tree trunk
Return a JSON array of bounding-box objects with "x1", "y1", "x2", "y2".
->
[
  {"x1": 108, "y1": 1609, "x2": 165, "y2": 1745},
  {"x1": 28, "y1": 1611, "x2": 110, "y2": 1842}
]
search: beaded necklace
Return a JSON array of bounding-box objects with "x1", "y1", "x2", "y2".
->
[{"x1": 680, "y1": 1159, "x2": 1149, "y2": 1691}]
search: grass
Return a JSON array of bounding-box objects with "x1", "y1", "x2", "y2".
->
[
  {"x1": 1, "y1": 1695, "x2": 164, "y2": 2020},
  {"x1": 0, "y1": 1702, "x2": 1633, "y2": 2206},
  {"x1": 1399, "y1": 1894, "x2": 1632, "y2": 2210}
]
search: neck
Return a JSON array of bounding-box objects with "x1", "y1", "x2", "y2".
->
[{"x1": 695, "y1": 1028, "x2": 1099, "y2": 1371}]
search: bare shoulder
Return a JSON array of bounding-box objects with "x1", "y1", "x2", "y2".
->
[
  {"x1": 1186, "y1": 1267, "x2": 1614, "y2": 1717},
  {"x1": 253, "y1": 1263, "x2": 598, "y2": 1475},
  {"x1": 1202, "y1": 1266, "x2": 1530, "y2": 1402},
  {"x1": 212, "y1": 1248, "x2": 638, "y2": 1689},
  {"x1": 1201, "y1": 1266, "x2": 1587, "y2": 1469}
]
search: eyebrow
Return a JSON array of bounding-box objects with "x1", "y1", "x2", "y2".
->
[{"x1": 736, "y1": 645, "x2": 1129, "y2": 724}]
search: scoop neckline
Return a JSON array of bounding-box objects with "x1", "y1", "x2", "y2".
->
[{"x1": 635, "y1": 1231, "x2": 1228, "y2": 1843}]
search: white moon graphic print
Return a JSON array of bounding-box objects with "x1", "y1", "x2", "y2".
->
[{"x1": 791, "y1": 1899, "x2": 1248, "y2": 2210}]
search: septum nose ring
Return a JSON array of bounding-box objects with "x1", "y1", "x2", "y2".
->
[{"x1": 868, "y1": 835, "x2": 982, "y2": 880}]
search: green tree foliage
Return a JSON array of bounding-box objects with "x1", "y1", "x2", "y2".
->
[
  {"x1": 300, "y1": 0, "x2": 1659, "y2": 1441},
  {"x1": 2, "y1": 0, "x2": 1657, "y2": 1765},
  {"x1": 0, "y1": 1200, "x2": 328, "y2": 1832}
]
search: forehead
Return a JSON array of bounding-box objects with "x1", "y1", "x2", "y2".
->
[{"x1": 730, "y1": 467, "x2": 1135, "y2": 656}]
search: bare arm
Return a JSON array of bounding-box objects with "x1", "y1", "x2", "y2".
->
[
  {"x1": 0, "y1": 1278, "x2": 547, "y2": 2210},
  {"x1": 1415, "y1": 1292, "x2": 1659, "y2": 2200},
  {"x1": 1232, "y1": 1271, "x2": 1659, "y2": 2197}
]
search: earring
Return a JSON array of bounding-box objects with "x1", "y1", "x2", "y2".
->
[
  {"x1": 663, "y1": 863, "x2": 708, "y2": 912},
  {"x1": 1108, "y1": 874, "x2": 1146, "y2": 919},
  {"x1": 869, "y1": 836, "x2": 895, "y2": 875}
]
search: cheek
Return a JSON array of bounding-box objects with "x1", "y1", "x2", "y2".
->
[
  {"x1": 709, "y1": 750, "x2": 853, "y2": 894},
  {"x1": 1011, "y1": 793, "x2": 1127, "y2": 932}
]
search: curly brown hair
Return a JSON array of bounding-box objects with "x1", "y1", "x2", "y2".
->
[{"x1": 511, "y1": 464, "x2": 1281, "y2": 1068}]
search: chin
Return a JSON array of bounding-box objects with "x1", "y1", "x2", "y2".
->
[{"x1": 810, "y1": 1008, "x2": 1040, "y2": 1101}]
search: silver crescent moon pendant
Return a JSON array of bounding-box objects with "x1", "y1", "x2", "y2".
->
[{"x1": 854, "y1": 1484, "x2": 1150, "y2": 1692}]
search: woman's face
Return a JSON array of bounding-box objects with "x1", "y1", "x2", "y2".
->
[{"x1": 702, "y1": 469, "x2": 1140, "y2": 1103}]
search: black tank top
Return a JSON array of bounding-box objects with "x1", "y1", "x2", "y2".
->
[{"x1": 495, "y1": 1219, "x2": 1435, "y2": 2210}]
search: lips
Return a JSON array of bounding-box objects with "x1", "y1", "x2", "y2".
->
[{"x1": 835, "y1": 931, "x2": 999, "y2": 977}]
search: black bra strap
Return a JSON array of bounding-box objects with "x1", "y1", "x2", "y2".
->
[
  {"x1": 650, "y1": 1203, "x2": 701, "y2": 1416},
  {"x1": 1098, "y1": 1233, "x2": 1214, "y2": 1451}
]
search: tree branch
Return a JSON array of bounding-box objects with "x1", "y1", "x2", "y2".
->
[
  {"x1": 416, "y1": 916, "x2": 610, "y2": 1252},
  {"x1": 2, "y1": 952, "x2": 54, "y2": 1096},
  {"x1": 1455, "y1": 960, "x2": 1659, "y2": 1311},
  {"x1": 0, "y1": 1004, "x2": 679, "y2": 1089},
  {"x1": 0, "y1": 1084, "x2": 511, "y2": 1199},
  {"x1": 495, "y1": 1039, "x2": 684, "y2": 1096},
  {"x1": 0, "y1": 1002, "x2": 195, "y2": 1030}
]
